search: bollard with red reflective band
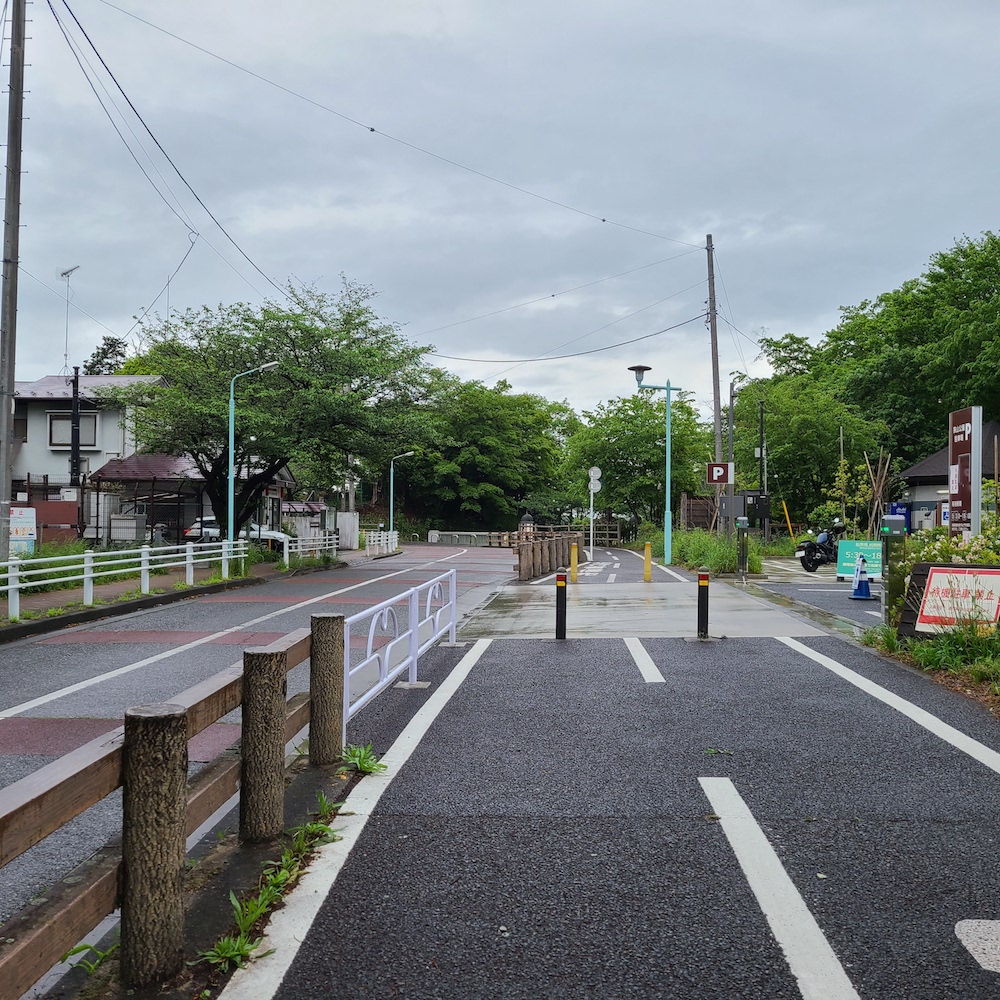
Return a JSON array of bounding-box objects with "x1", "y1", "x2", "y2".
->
[
  {"x1": 556, "y1": 569, "x2": 567, "y2": 639},
  {"x1": 697, "y1": 566, "x2": 709, "y2": 639}
]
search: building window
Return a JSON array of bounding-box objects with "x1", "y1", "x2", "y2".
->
[
  {"x1": 13, "y1": 417, "x2": 26, "y2": 442},
  {"x1": 49, "y1": 413, "x2": 97, "y2": 448}
]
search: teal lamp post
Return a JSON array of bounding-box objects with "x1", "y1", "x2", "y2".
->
[
  {"x1": 389, "y1": 451, "x2": 414, "y2": 533},
  {"x1": 227, "y1": 361, "x2": 279, "y2": 557},
  {"x1": 628, "y1": 365, "x2": 682, "y2": 565}
]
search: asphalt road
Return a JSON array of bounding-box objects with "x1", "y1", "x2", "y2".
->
[
  {"x1": 0, "y1": 544, "x2": 516, "y2": 930},
  {"x1": 241, "y1": 633, "x2": 1000, "y2": 1000},
  {"x1": 758, "y1": 557, "x2": 885, "y2": 629}
]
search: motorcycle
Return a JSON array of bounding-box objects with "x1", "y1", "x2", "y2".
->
[{"x1": 795, "y1": 520, "x2": 846, "y2": 572}]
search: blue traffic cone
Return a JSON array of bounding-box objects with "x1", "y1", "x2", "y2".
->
[{"x1": 849, "y1": 555, "x2": 875, "y2": 600}]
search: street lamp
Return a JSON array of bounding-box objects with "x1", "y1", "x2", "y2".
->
[
  {"x1": 628, "y1": 364, "x2": 683, "y2": 565},
  {"x1": 389, "y1": 451, "x2": 414, "y2": 533},
  {"x1": 228, "y1": 362, "x2": 279, "y2": 555}
]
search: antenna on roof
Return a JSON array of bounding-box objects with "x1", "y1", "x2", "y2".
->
[{"x1": 58, "y1": 265, "x2": 80, "y2": 377}]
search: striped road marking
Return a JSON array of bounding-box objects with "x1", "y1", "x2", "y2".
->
[
  {"x1": 624, "y1": 637, "x2": 665, "y2": 683},
  {"x1": 700, "y1": 777, "x2": 860, "y2": 999},
  {"x1": 220, "y1": 639, "x2": 494, "y2": 1000}
]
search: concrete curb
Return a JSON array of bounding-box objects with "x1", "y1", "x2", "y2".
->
[{"x1": 0, "y1": 575, "x2": 267, "y2": 645}]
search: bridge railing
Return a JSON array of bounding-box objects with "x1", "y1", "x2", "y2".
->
[{"x1": 0, "y1": 569, "x2": 456, "y2": 994}]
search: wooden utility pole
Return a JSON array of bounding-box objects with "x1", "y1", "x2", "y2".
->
[
  {"x1": 706, "y1": 235, "x2": 723, "y2": 531},
  {"x1": 0, "y1": 0, "x2": 26, "y2": 563}
]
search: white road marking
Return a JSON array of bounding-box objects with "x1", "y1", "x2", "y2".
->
[
  {"x1": 607, "y1": 573, "x2": 617, "y2": 583},
  {"x1": 624, "y1": 637, "x2": 665, "y2": 683},
  {"x1": 529, "y1": 572, "x2": 560, "y2": 586},
  {"x1": 0, "y1": 550, "x2": 471, "y2": 719},
  {"x1": 778, "y1": 637, "x2": 1000, "y2": 775},
  {"x1": 956, "y1": 920, "x2": 1000, "y2": 971},
  {"x1": 613, "y1": 562, "x2": 621, "y2": 569},
  {"x1": 623, "y1": 548, "x2": 688, "y2": 582},
  {"x1": 864, "y1": 610, "x2": 881, "y2": 617},
  {"x1": 699, "y1": 778, "x2": 861, "y2": 1000},
  {"x1": 220, "y1": 639, "x2": 494, "y2": 1000}
]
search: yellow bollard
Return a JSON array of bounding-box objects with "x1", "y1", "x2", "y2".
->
[
  {"x1": 644, "y1": 542, "x2": 652, "y2": 582},
  {"x1": 570, "y1": 542, "x2": 578, "y2": 583}
]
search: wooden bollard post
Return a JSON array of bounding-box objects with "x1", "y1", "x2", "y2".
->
[
  {"x1": 310, "y1": 614, "x2": 346, "y2": 763},
  {"x1": 532, "y1": 540, "x2": 542, "y2": 578},
  {"x1": 240, "y1": 647, "x2": 288, "y2": 843},
  {"x1": 121, "y1": 703, "x2": 187, "y2": 987},
  {"x1": 541, "y1": 536, "x2": 551, "y2": 575}
]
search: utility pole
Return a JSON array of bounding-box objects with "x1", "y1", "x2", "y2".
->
[
  {"x1": 706, "y1": 235, "x2": 723, "y2": 531},
  {"x1": 727, "y1": 380, "x2": 735, "y2": 540},
  {"x1": 0, "y1": 0, "x2": 26, "y2": 563}
]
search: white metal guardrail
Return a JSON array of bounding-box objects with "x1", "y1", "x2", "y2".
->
[
  {"x1": 343, "y1": 568, "x2": 456, "y2": 740},
  {"x1": 365, "y1": 530, "x2": 399, "y2": 556},
  {"x1": 283, "y1": 531, "x2": 338, "y2": 564},
  {"x1": 0, "y1": 540, "x2": 249, "y2": 619}
]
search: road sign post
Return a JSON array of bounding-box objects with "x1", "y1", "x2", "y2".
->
[{"x1": 588, "y1": 467, "x2": 601, "y2": 553}]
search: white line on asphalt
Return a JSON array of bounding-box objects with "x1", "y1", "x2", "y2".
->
[
  {"x1": 623, "y1": 548, "x2": 688, "y2": 582},
  {"x1": 699, "y1": 777, "x2": 861, "y2": 1000},
  {"x1": 613, "y1": 562, "x2": 621, "y2": 569},
  {"x1": 956, "y1": 920, "x2": 1000, "y2": 971},
  {"x1": 624, "y1": 637, "x2": 665, "y2": 683},
  {"x1": 220, "y1": 638, "x2": 494, "y2": 1000},
  {"x1": 0, "y1": 550, "x2": 471, "y2": 719},
  {"x1": 778, "y1": 637, "x2": 1000, "y2": 775},
  {"x1": 529, "y1": 571, "x2": 560, "y2": 586},
  {"x1": 864, "y1": 610, "x2": 881, "y2": 617},
  {"x1": 607, "y1": 573, "x2": 617, "y2": 583}
]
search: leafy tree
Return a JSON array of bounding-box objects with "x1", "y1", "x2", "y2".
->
[
  {"x1": 561, "y1": 392, "x2": 712, "y2": 525},
  {"x1": 82, "y1": 335, "x2": 130, "y2": 375},
  {"x1": 107, "y1": 282, "x2": 431, "y2": 536},
  {"x1": 733, "y1": 376, "x2": 884, "y2": 523},
  {"x1": 400, "y1": 377, "x2": 571, "y2": 530}
]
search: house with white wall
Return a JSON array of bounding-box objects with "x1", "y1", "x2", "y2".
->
[{"x1": 11, "y1": 374, "x2": 163, "y2": 485}]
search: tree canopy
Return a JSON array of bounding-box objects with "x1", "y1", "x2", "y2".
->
[{"x1": 106, "y1": 282, "x2": 432, "y2": 536}]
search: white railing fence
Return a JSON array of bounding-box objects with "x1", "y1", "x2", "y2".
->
[
  {"x1": 365, "y1": 530, "x2": 399, "y2": 556},
  {"x1": 1, "y1": 540, "x2": 249, "y2": 619},
  {"x1": 282, "y1": 530, "x2": 339, "y2": 564},
  {"x1": 342, "y1": 568, "x2": 457, "y2": 742}
]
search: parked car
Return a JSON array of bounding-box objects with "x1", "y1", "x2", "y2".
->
[{"x1": 183, "y1": 517, "x2": 291, "y2": 545}]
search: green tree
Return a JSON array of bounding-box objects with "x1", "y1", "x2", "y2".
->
[
  {"x1": 83, "y1": 335, "x2": 130, "y2": 375},
  {"x1": 401, "y1": 377, "x2": 571, "y2": 530},
  {"x1": 562, "y1": 392, "x2": 711, "y2": 524},
  {"x1": 108, "y1": 282, "x2": 431, "y2": 535}
]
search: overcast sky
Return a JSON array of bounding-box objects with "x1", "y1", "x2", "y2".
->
[{"x1": 9, "y1": 0, "x2": 1000, "y2": 419}]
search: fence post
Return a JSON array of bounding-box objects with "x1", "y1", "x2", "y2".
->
[
  {"x1": 448, "y1": 569, "x2": 457, "y2": 642},
  {"x1": 518, "y1": 543, "x2": 529, "y2": 581},
  {"x1": 408, "y1": 587, "x2": 420, "y2": 682},
  {"x1": 221, "y1": 539, "x2": 230, "y2": 581},
  {"x1": 83, "y1": 549, "x2": 94, "y2": 606},
  {"x1": 7, "y1": 557, "x2": 18, "y2": 620},
  {"x1": 541, "y1": 537, "x2": 550, "y2": 576},
  {"x1": 185, "y1": 541, "x2": 195, "y2": 585},
  {"x1": 240, "y1": 647, "x2": 288, "y2": 843},
  {"x1": 283, "y1": 536, "x2": 290, "y2": 565},
  {"x1": 121, "y1": 703, "x2": 187, "y2": 987},
  {"x1": 140, "y1": 545, "x2": 151, "y2": 594},
  {"x1": 309, "y1": 615, "x2": 345, "y2": 765}
]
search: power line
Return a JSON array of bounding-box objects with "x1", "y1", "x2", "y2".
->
[
  {"x1": 95, "y1": 0, "x2": 702, "y2": 250},
  {"x1": 712, "y1": 248, "x2": 750, "y2": 373},
  {"x1": 484, "y1": 279, "x2": 707, "y2": 380},
  {"x1": 418, "y1": 248, "x2": 702, "y2": 337},
  {"x1": 428, "y1": 312, "x2": 707, "y2": 364},
  {"x1": 123, "y1": 232, "x2": 200, "y2": 338},
  {"x1": 19, "y1": 265, "x2": 121, "y2": 337},
  {"x1": 47, "y1": 1, "x2": 199, "y2": 234},
  {"x1": 58, "y1": 0, "x2": 289, "y2": 300}
]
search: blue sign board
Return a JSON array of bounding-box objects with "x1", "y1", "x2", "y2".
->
[{"x1": 836, "y1": 540, "x2": 883, "y2": 581}]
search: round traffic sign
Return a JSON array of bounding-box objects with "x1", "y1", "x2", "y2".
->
[
  {"x1": 588, "y1": 466, "x2": 602, "y2": 479},
  {"x1": 589, "y1": 480, "x2": 602, "y2": 493}
]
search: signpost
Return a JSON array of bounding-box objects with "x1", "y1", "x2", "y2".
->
[
  {"x1": 949, "y1": 406, "x2": 982, "y2": 541},
  {"x1": 588, "y1": 467, "x2": 601, "y2": 554},
  {"x1": 706, "y1": 462, "x2": 734, "y2": 486},
  {"x1": 10, "y1": 505, "x2": 36, "y2": 554}
]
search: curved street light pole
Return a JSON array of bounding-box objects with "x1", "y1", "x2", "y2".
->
[
  {"x1": 227, "y1": 362, "x2": 279, "y2": 557},
  {"x1": 389, "y1": 451, "x2": 414, "y2": 534},
  {"x1": 629, "y1": 365, "x2": 682, "y2": 565}
]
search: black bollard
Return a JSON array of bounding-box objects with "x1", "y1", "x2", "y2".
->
[
  {"x1": 697, "y1": 566, "x2": 709, "y2": 639},
  {"x1": 556, "y1": 569, "x2": 567, "y2": 639}
]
